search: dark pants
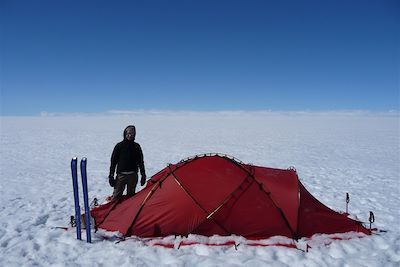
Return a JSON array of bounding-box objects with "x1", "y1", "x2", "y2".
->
[{"x1": 112, "y1": 172, "x2": 138, "y2": 200}]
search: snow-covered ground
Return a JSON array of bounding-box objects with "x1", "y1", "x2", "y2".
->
[{"x1": 0, "y1": 111, "x2": 399, "y2": 266}]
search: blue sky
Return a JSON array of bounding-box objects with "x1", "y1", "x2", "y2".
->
[{"x1": 1, "y1": 0, "x2": 399, "y2": 115}]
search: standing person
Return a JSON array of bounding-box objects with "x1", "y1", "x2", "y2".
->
[{"x1": 108, "y1": 125, "x2": 146, "y2": 200}]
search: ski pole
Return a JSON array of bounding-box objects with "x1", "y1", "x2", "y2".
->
[
  {"x1": 80, "y1": 158, "x2": 92, "y2": 243},
  {"x1": 71, "y1": 158, "x2": 82, "y2": 240}
]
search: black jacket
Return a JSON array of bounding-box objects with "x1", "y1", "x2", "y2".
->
[{"x1": 109, "y1": 139, "x2": 146, "y2": 176}]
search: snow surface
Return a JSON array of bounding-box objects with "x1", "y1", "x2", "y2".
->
[{"x1": 0, "y1": 111, "x2": 399, "y2": 266}]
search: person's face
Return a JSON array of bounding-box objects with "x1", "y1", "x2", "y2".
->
[{"x1": 126, "y1": 127, "x2": 135, "y2": 141}]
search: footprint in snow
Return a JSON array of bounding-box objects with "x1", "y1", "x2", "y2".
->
[{"x1": 33, "y1": 214, "x2": 49, "y2": 226}]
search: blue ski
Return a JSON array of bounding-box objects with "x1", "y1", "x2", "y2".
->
[
  {"x1": 71, "y1": 157, "x2": 82, "y2": 240},
  {"x1": 80, "y1": 158, "x2": 92, "y2": 243}
]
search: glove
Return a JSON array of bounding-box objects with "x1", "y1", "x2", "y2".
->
[
  {"x1": 140, "y1": 175, "x2": 147, "y2": 186},
  {"x1": 108, "y1": 174, "x2": 115, "y2": 187}
]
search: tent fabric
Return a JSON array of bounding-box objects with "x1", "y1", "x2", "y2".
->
[{"x1": 91, "y1": 154, "x2": 370, "y2": 239}]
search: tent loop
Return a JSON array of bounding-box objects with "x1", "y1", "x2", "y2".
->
[
  {"x1": 178, "y1": 153, "x2": 245, "y2": 165},
  {"x1": 90, "y1": 197, "x2": 99, "y2": 208},
  {"x1": 288, "y1": 166, "x2": 296, "y2": 172}
]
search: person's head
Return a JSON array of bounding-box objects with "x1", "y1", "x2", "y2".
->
[{"x1": 123, "y1": 125, "x2": 136, "y2": 141}]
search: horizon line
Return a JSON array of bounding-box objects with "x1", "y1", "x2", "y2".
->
[{"x1": 0, "y1": 109, "x2": 399, "y2": 118}]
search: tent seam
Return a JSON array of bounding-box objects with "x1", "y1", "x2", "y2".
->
[
  {"x1": 167, "y1": 165, "x2": 232, "y2": 235},
  {"x1": 219, "y1": 155, "x2": 298, "y2": 240}
]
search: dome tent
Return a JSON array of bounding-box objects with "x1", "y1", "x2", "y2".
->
[{"x1": 91, "y1": 154, "x2": 370, "y2": 239}]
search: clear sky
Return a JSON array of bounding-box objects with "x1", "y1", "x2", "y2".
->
[{"x1": 1, "y1": 0, "x2": 399, "y2": 116}]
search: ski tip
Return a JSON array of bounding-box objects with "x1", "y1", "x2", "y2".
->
[
  {"x1": 72, "y1": 157, "x2": 78, "y2": 161},
  {"x1": 82, "y1": 157, "x2": 87, "y2": 161}
]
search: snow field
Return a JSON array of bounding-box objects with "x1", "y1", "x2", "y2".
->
[{"x1": 0, "y1": 111, "x2": 399, "y2": 266}]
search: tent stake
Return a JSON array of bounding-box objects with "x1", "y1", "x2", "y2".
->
[{"x1": 369, "y1": 211, "x2": 375, "y2": 230}]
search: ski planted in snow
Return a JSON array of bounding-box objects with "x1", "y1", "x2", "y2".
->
[
  {"x1": 71, "y1": 157, "x2": 82, "y2": 240},
  {"x1": 80, "y1": 157, "x2": 92, "y2": 243}
]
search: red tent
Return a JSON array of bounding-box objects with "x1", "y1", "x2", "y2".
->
[{"x1": 91, "y1": 154, "x2": 370, "y2": 239}]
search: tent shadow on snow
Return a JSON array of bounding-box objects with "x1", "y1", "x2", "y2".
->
[{"x1": 91, "y1": 154, "x2": 370, "y2": 240}]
